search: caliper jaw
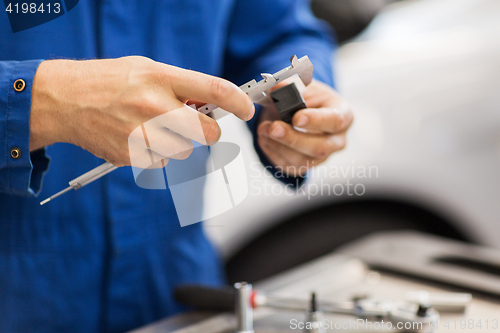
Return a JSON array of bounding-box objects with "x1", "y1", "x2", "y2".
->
[{"x1": 198, "y1": 55, "x2": 314, "y2": 119}]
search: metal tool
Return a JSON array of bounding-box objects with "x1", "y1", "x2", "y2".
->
[
  {"x1": 40, "y1": 55, "x2": 314, "y2": 205},
  {"x1": 40, "y1": 162, "x2": 118, "y2": 205},
  {"x1": 234, "y1": 282, "x2": 254, "y2": 333},
  {"x1": 174, "y1": 284, "x2": 474, "y2": 332},
  {"x1": 254, "y1": 291, "x2": 441, "y2": 329},
  {"x1": 305, "y1": 292, "x2": 325, "y2": 333},
  {"x1": 405, "y1": 291, "x2": 472, "y2": 313}
]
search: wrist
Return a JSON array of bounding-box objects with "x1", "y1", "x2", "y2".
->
[{"x1": 30, "y1": 60, "x2": 68, "y2": 151}]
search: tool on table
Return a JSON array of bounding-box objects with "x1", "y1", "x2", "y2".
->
[
  {"x1": 40, "y1": 55, "x2": 314, "y2": 205},
  {"x1": 405, "y1": 291, "x2": 472, "y2": 313},
  {"x1": 234, "y1": 282, "x2": 254, "y2": 333},
  {"x1": 175, "y1": 284, "x2": 474, "y2": 331},
  {"x1": 305, "y1": 292, "x2": 325, "y2": 333}
]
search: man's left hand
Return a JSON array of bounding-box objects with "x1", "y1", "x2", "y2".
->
[{"x1": 257, "y1": 80, "x2": 353, "y2": 177}]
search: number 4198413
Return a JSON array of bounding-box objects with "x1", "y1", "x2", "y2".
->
[
  {"x1": 442, "y1": 319, "x2": 499, "y2": 330},
  {"x1": 5, "y1": 3, "x2": 61, "y2": 14}
]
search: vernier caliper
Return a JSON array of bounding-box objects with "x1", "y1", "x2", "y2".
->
[{"x1": 40, "y1": 55, "x2": 314, "y2": 205}]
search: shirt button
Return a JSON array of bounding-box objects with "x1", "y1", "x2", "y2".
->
[
  {"x1": 10, "y1": 147, "x2": 21, "y2": 159},
  {"x1": 13, "y1": 79, "x2": 26, "y2": 92}
]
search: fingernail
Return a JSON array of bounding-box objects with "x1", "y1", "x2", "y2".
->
[
  {"x1": 296, "y1": 115, "x2": 309, "y2": 127},
  {"x1": 247, "y1": 104, "x2": 255, "y2": 121},
  {"x1": 271, "y1": 125, "x2": 285, "y2": 138}
]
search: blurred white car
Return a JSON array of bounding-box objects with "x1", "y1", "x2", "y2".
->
[{"x1": 203, "y1": 0, "x2": 500, "y2": 282}]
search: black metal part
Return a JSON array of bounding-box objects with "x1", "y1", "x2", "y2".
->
[
  {"x1": 174, "y1": 284, "x2": 234, "y2": 311},
  {"x1": 417, "y1": 304, "x2": 430, "y2": 317},
  {"x1": 310, "y1": 292, "x2": 317, "y2": 312},
  {"x1": 270, "y1": 82, "x2": 307, "y2": 124}
]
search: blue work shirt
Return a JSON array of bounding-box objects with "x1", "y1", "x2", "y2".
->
[{"x1": 0, "y1": 0, "x2": 335, "y2": 332}]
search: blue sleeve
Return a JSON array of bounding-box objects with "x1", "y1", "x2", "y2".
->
[
  {"x1": 0, "y1": 60, "x2": 50, "y2": 197},
  {"x1": 223, "y1": 0, "x2": 336, "y2": 186}
]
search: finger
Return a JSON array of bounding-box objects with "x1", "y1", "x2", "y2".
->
[
  {"x1": 166, "y1": 66, "x2": 255, "y2": 121},
  {"x1": 292, "y1": 105, "x2": 353, "y2": 134},
  {"x1": 142, "y1": 124, "x2": 194, "y2": 161},
  {"x1": 258, "y1": 135, "x2": 326, "y2": 172},
  {"x1": 257, "y1": 136, "x2": 290, "y2": 174},
  {"x1": 301, "y1": 80, "x2": 345, "y2": 108},
  {"x1": 129, "y1": 105, "x2": 222, "y2": 170},
  {"x1": 128, "y1": 124, "x2": 172, "y2": 169},
  {"x1": 262, "y1": 121, "x2": 347, "y2": 159},
  {"x1": 145, "y1": 104, "x2": 221, "y2": 146}
]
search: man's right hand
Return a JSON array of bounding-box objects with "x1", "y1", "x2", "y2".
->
[{"x1": 30, "y1": 56, "x2": 255, "y2": 166}]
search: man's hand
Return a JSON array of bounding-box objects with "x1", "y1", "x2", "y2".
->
[
  {"x1": 257, "y1": 80, "x2": 353, "y2": 177},
  {"x1": 30, "y1": 56, "x2": 255, "y2": 166}
]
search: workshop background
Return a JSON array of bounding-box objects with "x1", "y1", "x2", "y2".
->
[{"x1": 203, "y1": 0, "x2": 500, "y2": 284}]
